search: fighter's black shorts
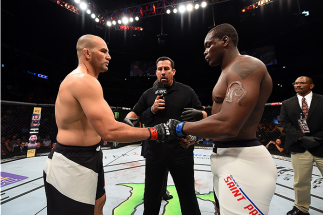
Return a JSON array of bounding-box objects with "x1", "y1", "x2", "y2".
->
[{"x1": 43, "y1": 142, "x2": 105, "y2": 215}]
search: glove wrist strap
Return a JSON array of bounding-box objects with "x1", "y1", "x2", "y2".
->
[
  {"x1": 176, "y1": 122, "x2": 186, "y2": 137},
  {"x1": 148, "y1": 127, "x2": 158, "y2": 140}
]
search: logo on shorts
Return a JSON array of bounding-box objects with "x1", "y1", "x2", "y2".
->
[{"x1": 96, "y1": 146, "x2": 101, "y2": 151}]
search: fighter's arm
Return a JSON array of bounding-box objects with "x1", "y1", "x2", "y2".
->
[
  {"x1": 71, "y1": 75, "x2": 150, "y2": 142},
  {"x1": 182, "y1": 58, "x2": 267, "y2": 139}
]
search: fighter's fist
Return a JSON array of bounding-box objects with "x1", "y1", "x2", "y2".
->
[{"x1": 166, "y1": 119, "x2": 187, "y2": 138}]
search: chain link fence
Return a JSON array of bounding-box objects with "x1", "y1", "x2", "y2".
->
[{"x1": 1, "y1": 101, "x2": 288, "y2": 161}]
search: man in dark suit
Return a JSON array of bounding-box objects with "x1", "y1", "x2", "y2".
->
[{"x1": 280, "y1": 76, "x2": 323, "y2": 215}]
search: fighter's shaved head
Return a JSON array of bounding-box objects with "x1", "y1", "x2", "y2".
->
[{"x1": 76, "y1": 34, "x2": 100, "y2": 58}]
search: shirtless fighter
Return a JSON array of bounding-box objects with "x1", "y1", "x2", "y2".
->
[
  {"x1": 43, "y1": 35, "x2": 167, "y2": 215},
  {"x1": 164, "y1": 23, "x2": 277, "y2": 215}
]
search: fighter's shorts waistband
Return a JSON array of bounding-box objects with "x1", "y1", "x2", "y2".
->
[
  {"x1": 56, "y1": 141, "x2": 101, "y2": 152},
  {"x1": 213, "y1": 138, "x2": 261, "y2": 153}
]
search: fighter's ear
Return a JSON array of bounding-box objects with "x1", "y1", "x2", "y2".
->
[
  {"x1": 222, "y1": 36, "x2": 229, "y2": 47},
  {"x1": 83, "y1": 48, "x2": 91, "y2": 60}
]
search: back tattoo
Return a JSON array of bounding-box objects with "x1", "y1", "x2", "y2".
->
[{"x1": 231, "y1": 60, "x2": 260, "y2": 80}]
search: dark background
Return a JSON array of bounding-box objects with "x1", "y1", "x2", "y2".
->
[{"x1": 2, "y1": 0, "x2": 323, "y2": 107}]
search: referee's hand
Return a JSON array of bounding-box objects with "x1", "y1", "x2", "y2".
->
[{"x1": 151, "y1": 95, "x2": 165, "y2": 113}]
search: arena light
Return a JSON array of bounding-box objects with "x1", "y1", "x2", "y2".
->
[
  {"x1": 173, "y1": 8, "x2": 178, "y2": 13},
  {"x1": 79, "y1": 2, "x2": 87, "y2": 10},
  {"x1": 95, "y1": 18, "x2": 99, "y2": 22},
  {"x1": 118, "y1": 19, "x2": 122, "y2": 24},
  {"x1": 135, "y1": 16, "x2": 139, "y2": 21},
  {"x1": 179, "y1": 5, "x2": 186, "y2": 13},
  {"x1": 129, "y1": 17, "x2": 133, "y2": 22},
  {"x1": 112, "y1": 20, "x2": 116, "y2": 25},
  {"x1": 86, "y1": 9, "x2": 91, "y2": 14},
  {"x1": 166, "y1": 9, "x2": 171, "y2": 14},
  {"x1": 187, "y1": 4, "x2": 193, "y2": 11},
  {"x1": 195, "y1": 4, "x2": 200, "y2": 9},
  {"x1": 201, "y1": 1, "x2": 207, "y2": 8},
  {"x1": 107, "y1": 21, "x2": 112, "y2": 26},
  {"x1": 74, "y1": 0, "x2": 80, "y2": 3},
  {"x1": 122, "y1": 17, "x2": 129, "y2": 24},
  {"x1": 91, "y1": 13, "x2": 95, "y2": 18}
]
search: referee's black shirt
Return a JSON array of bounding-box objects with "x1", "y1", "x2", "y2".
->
[{"x1": 133, "y1": 81, "x2": 204, "y2": 159}]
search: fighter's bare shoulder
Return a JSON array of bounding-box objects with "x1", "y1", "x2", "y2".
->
[
  {"x1": 64, "y1": 68, "x2": 102, "y2": 96},
  {"x1": 229, "y1": 55, "x2": 267, "y2": 80}
]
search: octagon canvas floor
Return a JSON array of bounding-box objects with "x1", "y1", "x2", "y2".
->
[{"x1": 1, "y1": 145, "x2": 322, "y2": 215}]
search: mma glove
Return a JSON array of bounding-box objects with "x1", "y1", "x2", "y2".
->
[
  {"x1": 147, "y1": 123, "x2": 171, "y2": 142},
  {"x1": 181, "y1": 108, "x2": 203, "y2": 122},
  {"x1": 300, "y1": 136, "x2": 322, "y2": 149},
  {"x1": 123, "y1": 118, "x2": 138, "y2": 127},
  {"x1": 166, "y1": 119, "x2": 187, "y2": 138}
]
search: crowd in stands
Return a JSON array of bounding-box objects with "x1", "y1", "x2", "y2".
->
[{"x1": 1, "y1": 134, "x2": 56, "y2": 158}]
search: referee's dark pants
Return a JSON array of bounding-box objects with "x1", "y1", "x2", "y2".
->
[{"x1": 143, "y1": 154, "x2": 201, "y2": 215}]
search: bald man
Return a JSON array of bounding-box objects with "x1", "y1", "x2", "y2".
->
[{"x1": 43, "y1": 35, "x2": 167, "y2": 215}]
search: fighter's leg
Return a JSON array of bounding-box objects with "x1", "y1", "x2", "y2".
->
[{"x1": 94, "y1": 193, "x2": 106, "y2": 215}]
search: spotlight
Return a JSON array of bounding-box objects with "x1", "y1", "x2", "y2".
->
[
  {"x1": 118, "y1": 19, "x2": 122, "y2": 24},
  {"x1": 107, "y1": 21, "x2": 112, "y2": 26},
  {"x1": 195, "y1": 4, "x2": 199, "y2": 9},
  {"x1": 179, "y1": 5, "x2": 186, "y2": 13},
  {"x1": 74, "y1": 0, "x2": 80, "y2": 3},
  {"x1": 166, "y1": 9, "x2": 171, "y2": 14},
  {"x1": 91, "y1": 13, "x2": 95, "y2": 18},
  {"x1": 201, "y1": 2, "x2": 207, "y2": 8},
  {"x1": 135, "y1": 16, "x2": 139, "y2": 21},
  {"x1": 129, "y1": 17, "x2": 134, "y2": 22},
  {"x1": 86, "y1": 9, "x2": 91, "y2": 14},
  {"x1": 112, "y1": 20, "x2": 116, "y2": 25},
  {"x1": 95, "y1": 18, "x2": 99, "y2": 22},
  {"x1": 79, "y1": 2, "x2": 87, "y2": 10},
  {"x1": 187, "y1": 4, "x2": 193, "y2": 11},
  {"x1": 173, "y1": 8, "x2": 178, "y2": 13},
  {"x1": 122, "y1": 17, "x2": 129, "y2": 24}
]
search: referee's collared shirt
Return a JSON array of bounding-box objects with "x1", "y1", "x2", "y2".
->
[{"x1": 133, "y1": 81, "x2": 204, "y2": 158}]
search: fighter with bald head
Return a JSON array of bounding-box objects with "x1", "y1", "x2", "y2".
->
[
  {"x1": 43, "y1": 34, "x2": 168, "y2": 215},
  {"x1": 164, "y1": 24, "x2": 278, "y2": 215}
]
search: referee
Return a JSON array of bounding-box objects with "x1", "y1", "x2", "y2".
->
[{"x1": 125, "y1": 56, "x2": 207, "y2": 215}]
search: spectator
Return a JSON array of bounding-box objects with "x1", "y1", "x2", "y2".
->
[
  {"x1": 9, "y1": 134, "x2": 18, "y2": 150},
  {"x1": 203, "y1": 138, "x2": 213, "y2": 145},
  {"x1": 257, "y1": 123, "x2": 267, "y2": 145},
  {"x1": 43, "y1": 135, "x2": 52, "y2": 149},
  {"x1": 14, "y1": 142, "x2": 27, "y2": 155},
  {"x1": 266, "y1": 138, "x2": 285, "y2": 156},
  {"x1": 51, "y1": 142, "x2": 56, "y2": 149},
  {"x1": 2, "y1": 139, "x2": 13, "y2": 157}
]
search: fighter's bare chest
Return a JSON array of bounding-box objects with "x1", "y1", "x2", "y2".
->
[{"x1": 212, "y1": 76, "x2": 227, "y2": 104}]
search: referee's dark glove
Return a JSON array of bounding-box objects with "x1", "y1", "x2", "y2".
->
[
  {"x1": 123, "y1": 118, "x2": 138, "y2": 127},
  {"x1": 181, "y1": 108, "x2": 203, "y2": 122},
  {"x1": 300, "y1": 136, "x2": 322, "y2": 149}
]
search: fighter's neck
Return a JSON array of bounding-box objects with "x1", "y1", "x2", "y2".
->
[
  {"x1": 78, "y1": 63, "x2": 99, "y2": 79},
  {"x1": 220, "y1": 50, "x2": 240, "y2": 72}
]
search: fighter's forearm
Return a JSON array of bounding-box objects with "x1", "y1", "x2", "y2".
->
[
  {"x1": 182, "y1": 115, "x2": 238, "y2": 139},
  {"x1": 102, "y1": 126, "x2": 150, "y2": 143}
]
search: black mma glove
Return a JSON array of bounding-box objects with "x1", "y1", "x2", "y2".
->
[
  {"x1": 166, "y1": 119, "x2": 187, "y2": 138},
  {"x1": 123, "y1": 118, "x2": 138, "y2": 127},
  {"x1": 300, "y1": 136, "x2": 322, "y2": 149},
  {"x1": 147, "y1": 123, "x2": 173, "y2": 142},
  {"x1": 181, "y1": 108, "x2": 203, "y2": 122}
]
